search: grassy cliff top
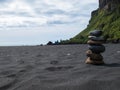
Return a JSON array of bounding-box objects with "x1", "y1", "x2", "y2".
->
[{"x1": 69, "y1": 1, "x2": 120, "y2": 44}]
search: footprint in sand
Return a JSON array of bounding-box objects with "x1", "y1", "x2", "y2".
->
[
  {"x1": 45, "y1": 66, "x2": 74, "y2": 71},
  {"x1": 50, "y1": 60, "x2": 59, "y2": 65},
  {"x1": 0, "y1": 77, "x2": 16, "y2": 90}
]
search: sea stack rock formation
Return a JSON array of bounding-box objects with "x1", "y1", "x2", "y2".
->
[{"x1": 85, "y1": 30, "x2": 105, "y2": 65}]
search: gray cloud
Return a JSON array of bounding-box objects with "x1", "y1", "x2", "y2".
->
[
  {"x1": 0, "y1": 0, "x2": 9, "y2": 3},
  {"x1": 0, "y1": 0, "x2": 98, "y2": 27}
]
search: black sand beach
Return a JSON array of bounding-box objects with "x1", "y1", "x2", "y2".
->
[{"x1": 0, "y1": 44, "x2": 120, "y2": 90}]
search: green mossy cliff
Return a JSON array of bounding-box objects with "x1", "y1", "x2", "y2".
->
[{"x1": 70, "y1": 0, "x2": 120, "y2": 44}]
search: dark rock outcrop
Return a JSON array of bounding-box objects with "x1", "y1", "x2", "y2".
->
[{"x1": 99, "y1": 0, "x2": 120, "y2": 11}]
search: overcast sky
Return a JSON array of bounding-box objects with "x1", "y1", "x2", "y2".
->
[{"x1": 0, "y1": 0, "x2": 98, "y2": 46}]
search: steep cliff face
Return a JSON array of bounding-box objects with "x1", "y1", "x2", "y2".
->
[
  {"x1": 71, "y1": 0, "x2": 120, "y2": 43},
  {"x1": 99, "y1": 0, "x2": 120, "y2": 10}
]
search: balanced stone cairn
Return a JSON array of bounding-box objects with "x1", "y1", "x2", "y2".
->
[{"x1": 85, "y1": 30, "x2": 105, "y2": 65}]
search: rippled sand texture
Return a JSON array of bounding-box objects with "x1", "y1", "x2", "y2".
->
[{"x1": 0, "y1": 44, "x2": 120, "y2": 90}]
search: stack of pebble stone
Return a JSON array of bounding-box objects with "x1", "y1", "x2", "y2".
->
[{"x1": 85, "y1": 30, "x2": 105, "y2": 65}]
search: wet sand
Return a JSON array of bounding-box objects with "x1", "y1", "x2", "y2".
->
[{"x1": 0, "y1": 44, "x2": 120, "y2": 90}]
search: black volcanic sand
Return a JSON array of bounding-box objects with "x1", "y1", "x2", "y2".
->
[{"x1": 0, "y1": 44, "x2": 120, "y2": 90}]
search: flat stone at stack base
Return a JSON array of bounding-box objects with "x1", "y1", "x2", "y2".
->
[
  {"x1": 91, "y1": 54, "x2": 103, "y2": 60},
  {"x1": 85, "y1": 57, "x2": 104, "y2": 65},
  {"x1": 86, "y1": 50, "x2": 103, "y2": 60}
]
